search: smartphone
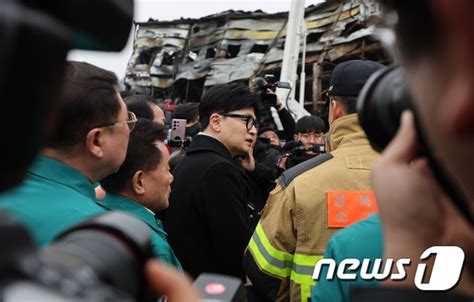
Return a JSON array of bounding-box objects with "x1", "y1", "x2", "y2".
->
[{"x1": 170, "y1": 118, "x2": 187, "y2": 141}]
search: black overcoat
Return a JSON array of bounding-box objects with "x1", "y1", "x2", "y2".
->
[{"x1": 162, "y1": 134, "x2": 252, "y2": 280}]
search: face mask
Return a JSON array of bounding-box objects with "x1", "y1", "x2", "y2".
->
[{"x1": 186, "y1": 123, "x2": 201, "y2": 138}]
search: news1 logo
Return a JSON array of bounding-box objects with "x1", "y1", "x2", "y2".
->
[{"x1": 312, "y1": 246, "x2": 465, "y2": 291}]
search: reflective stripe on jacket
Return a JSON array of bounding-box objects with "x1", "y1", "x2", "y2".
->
[{"x1": 244, "y1": 114, "x2": 380, "y2": 302}]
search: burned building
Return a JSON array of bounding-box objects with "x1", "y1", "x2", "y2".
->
[{"x1": 125, "y1": 0, "x2": 389, "y2": 114}]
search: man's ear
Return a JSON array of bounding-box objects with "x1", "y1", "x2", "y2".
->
[
  {"x1": 85, "y1": 128, "x2": 104, "y2": 159},
  {"x1": 331, "y1": 100, "x2": 346, "y2": 122},
  {"x1": 208, "y1": 113, "x2": 222, "y2": 132},
  {"x1": 132, "y1": 170, "x2": 146, "y2": 195}
]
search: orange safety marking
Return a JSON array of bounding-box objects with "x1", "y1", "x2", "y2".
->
[{"x1": 327, "y1": 191, "x2": 378, "y2": 228}]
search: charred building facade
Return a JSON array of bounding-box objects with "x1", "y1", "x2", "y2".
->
[{"x1": 125, "y1": 0, "x2": 388, "y2": 114}]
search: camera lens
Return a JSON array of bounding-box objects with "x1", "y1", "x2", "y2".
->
[
  {"x1": 357, "y1": 65, "x2": 413, "y2": 151},
  {"x1": 39, "y1": 212, "x2": 155, "y2": 301}
]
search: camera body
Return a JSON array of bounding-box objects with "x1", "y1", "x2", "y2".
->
[
  {"x1": 252, "y1": 74, "x2": 291, "y2": 107},
  {"x1": 281, "y1": 141, "x2": 326, "y2": 169}
]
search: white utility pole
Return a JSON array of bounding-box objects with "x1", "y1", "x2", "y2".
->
[
  {"x1": 276, "y1": 0, "x2": 309, "y2": 120},
  {"x1": 299, "y1": 20, "x2": 307, "y2": 109}
]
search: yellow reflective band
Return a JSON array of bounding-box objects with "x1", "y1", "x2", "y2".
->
[
  {"x1": 248, "y1": 237, "x2": 291, "y2": 278},
  {"x1": 294, "y1": 254, "x2": 323, "y2": 267},
  {"x1": 290, "y1": 255, "x2": 323, "y2": 301},
  {"x1": 255, "y1": 224, "x2": 293, "y2": 262},
  {"x1": 300, "y1": 284, "x2": 312, "y2": 302},
  {"x1": 290, "y1": 269, "x2": 316, "y2": 286}
]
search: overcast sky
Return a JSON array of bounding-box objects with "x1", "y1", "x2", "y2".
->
[{"x1": 68, "y1": 0, "x2": 325, "y2": 78}]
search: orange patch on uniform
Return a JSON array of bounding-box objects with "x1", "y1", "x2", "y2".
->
[{"x1": 327, "y1": 191, "x2": 378, "y2": 228}]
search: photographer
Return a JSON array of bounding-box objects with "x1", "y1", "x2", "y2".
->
[
  {"x1": 0, "y1": 1, "x2": 199, "y2": 301},
  {"x1": 352, "y1": 0, "x2": 474, "y2": 300},
  {"x1": 168, "y1": 102, "x2": 201, "y2": 171},
  {"x1": 253, "y1": 76, "x2": 296, "y2": 144},
  {"x1": 283, "y1": 115, "x2": 326, "y2": 169},
  {"x1": 173, "y1": 102, "x2": 201, "y2": 138}
]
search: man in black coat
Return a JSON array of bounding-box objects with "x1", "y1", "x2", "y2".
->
[{"x1": 162, "y1": 83, "x2": 259, "y2": 280}]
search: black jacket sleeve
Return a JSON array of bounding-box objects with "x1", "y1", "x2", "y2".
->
[{"x1": 277, "y1": 107, "x2": 296, "y2": 142}]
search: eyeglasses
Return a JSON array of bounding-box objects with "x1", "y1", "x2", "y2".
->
[
  {"x1": 220, "y1": 113, "x2": 259, "y2": 131},
  {"x1": 98, "y1": 111, "x2": 138, "y2": 131}
]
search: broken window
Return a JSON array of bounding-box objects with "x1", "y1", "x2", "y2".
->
[
  {"x1": 341, "y1": 20, "x2": 364, "y2": 36},
  {"x1": 250, "y1": 44, "x2": 269, "y2": 54},
  {"x1": 193, "y1": 26, "x2": 200, "y2": 34},
  {"x1": 306, "y1": 32, "x2": 324, "y2": 44},
  {"x1": 161, "y1": 51, "x2": 175, "y2": 66},
  {"x1": 227, "y1": 44, "x2": 241, "y2": 58},
  {"x1": 206, "y1": 47, "x2": 217, "y2": 59},
  {"x1": 136, "y1": 47, "x2": 161, "y2": 65}
]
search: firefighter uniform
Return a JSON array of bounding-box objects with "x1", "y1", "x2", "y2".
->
[{"x1": 243, "y1": 113, "x2": 380, "y2": 302}]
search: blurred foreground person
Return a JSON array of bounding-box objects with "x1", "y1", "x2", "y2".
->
[
  {"x1": 352, "y1": 0, "x2": 474, "y2": 300},
  {"x1": 0, "y1": 1, "x2": 199, "y2": 299},
  {"x1": 0, "y1": 61, "x2": 135, "y2": 245}
]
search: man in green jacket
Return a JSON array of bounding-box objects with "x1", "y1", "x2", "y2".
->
[
  {"x1": 311, "y1": 214, "x2": 383, "y2": 302},
  {"x1": 0, "y1": 61, "x2": 135, "y2": 245},
  {"x1": 100, "y1": 119, "x2": 181, "y2": 269}
]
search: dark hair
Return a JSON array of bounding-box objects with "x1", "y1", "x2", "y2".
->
[
  {"x1": 330, "y1": 95, "x2": 358, "y2": 115},
  {"x1": 258, "y1": 126, "x2": 278, "y2": 137},
  {"x1": 381, "y1": 0, "x2": 436, "y2": 62},
  {"x1": 124, "y1": 94, "x2": 155, "y2": 120},
  {"x1": 46, "y1": 61, "x2": 120, "y2": 149},
  {"x1": 199, "y1": 82, "x2": 260, "y2": 129},
  {"x1": 101, "y1": 119, "x2": 166, "y2": 194},
  {"x1": 295, "y1": 115, "x2": 325, "y2": 134},
  {"x1": 173, "y1": 102, "x2": 200, "y2": 122}
]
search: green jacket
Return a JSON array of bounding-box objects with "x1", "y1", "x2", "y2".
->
[
  {"x1": 102, "y1": 193, "x2": 182, "y2": 269},
  {"x1": 311, "y1": 214, "x2": 383, "y2": 302},
  {"x1": 0, "y1": 156, "x2": 105, "y2": 245}
]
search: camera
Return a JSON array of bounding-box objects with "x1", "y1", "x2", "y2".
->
[
  {"x1": 357, "y1": 65, "x2": 413, "y2": 152},
  {"x1": 281, "y1": 141, "x2": 326, "y2": 169},
  {"x1": 0, "y1": 211, "x2": 157, "y2": 301},
  {"x1": 252, "y1": 74, "x2": 291, "y2": 107},
  {"x1": 167, "y1": 137, "x2": 193, "y2": 149},
  {"x1": 357, "y1": 65, "x2": 473, "y2": 225}
]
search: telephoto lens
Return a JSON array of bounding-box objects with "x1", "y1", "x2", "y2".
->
[
  {"x1": 357, "y1": 65, "x2": 413, "y2": 152},
  {"x1": 0, "y1": 211, "x2": 157, "y2": 302},
  {"x1": 357, "y1": 65, "x2": 474, "y2": 226}
]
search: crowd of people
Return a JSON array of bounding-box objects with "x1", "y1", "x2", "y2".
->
[{"x1": 0, "y1": 0, "x2": 473, "y2": 301}]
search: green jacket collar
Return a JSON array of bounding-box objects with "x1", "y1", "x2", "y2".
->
[
  {"x1": 28, "y1": 156, "x2": 96, "y2": 200},
  {"x1": 103, "y1": 193, "x2": 167, "y2": 236},
  {"x1": 327, "y1": 113, "x2": 371, "y2": 152}
]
